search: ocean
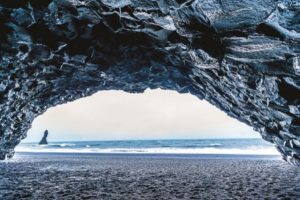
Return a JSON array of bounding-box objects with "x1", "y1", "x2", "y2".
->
[{"x1": 15, "y1": 138, "x2": 279, "y2": 155}]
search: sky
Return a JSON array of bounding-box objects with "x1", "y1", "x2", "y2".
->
[{"x1": 23, "y1": 89, "x2": 260, "y2": 142}]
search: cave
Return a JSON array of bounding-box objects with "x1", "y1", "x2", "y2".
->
[{"x1": 0, "y1": 0, "x2": 300, "y2": 166}]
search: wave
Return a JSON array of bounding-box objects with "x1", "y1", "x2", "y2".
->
[
  {"x1": 58, "y1": 143, "x2": 76, "y2": 147},
  {"x1": 208, "y1": 143, "x2": 222, "y2": 146},
  {"x1": 15, "y1": 146, "x2": 279, "y2": 155},
  {"x1": 28, "y1": 143, "x2": 77, "y2": 148}
]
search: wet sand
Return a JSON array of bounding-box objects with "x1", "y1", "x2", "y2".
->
[{"x1": 0, "y1": 153, "x2": 300, "y2": 199}]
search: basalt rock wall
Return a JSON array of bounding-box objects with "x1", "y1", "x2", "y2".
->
[{"x1": 0, "y1": 0, "x2": 300, "y2": 165}]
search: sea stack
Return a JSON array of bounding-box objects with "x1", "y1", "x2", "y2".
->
[{"x1": 39, "y1": 130, "x2": 48, "y2": 145}]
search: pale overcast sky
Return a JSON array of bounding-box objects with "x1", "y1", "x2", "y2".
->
[{"x1": 23, "y1": 89, "x2": 260, "y2": 142}]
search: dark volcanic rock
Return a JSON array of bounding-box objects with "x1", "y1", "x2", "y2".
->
[
  {"x1": 38, "y1": 130, "x2": 48, "y2": 145},
  {"x1": 0, "y1": 0, "x2": 299, "y2": 165}
]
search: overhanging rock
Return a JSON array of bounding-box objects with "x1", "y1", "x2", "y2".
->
[{"x1": 0, "y1": 0, "x2": 300, "y2": 165}]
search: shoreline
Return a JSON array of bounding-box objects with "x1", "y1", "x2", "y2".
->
[{"x1": 12, "y1": 152, "x2": 282, "y2": 161}]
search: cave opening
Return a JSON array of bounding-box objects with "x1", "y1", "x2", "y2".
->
[
  {"x1": 15, "y1": 89, "x2": 278, "y2": 156},
  {"x1": 0, "y1": 0, "x2": 299, "y2": 165},
  {"x1": 1, "y1": 1, "x2": 300, "y2": 198}
]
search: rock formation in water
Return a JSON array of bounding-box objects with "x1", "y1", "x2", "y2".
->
[
  {"x1": 38, "y1": 130, "x2": 48, "y2": 145},
  {"x1": 0, "y1": 0, "x2": 299, "y2": 165}
]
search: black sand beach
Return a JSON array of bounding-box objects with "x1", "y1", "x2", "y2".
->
[{"x1": 1, "y1": 153, "x2": 300, "y2": 200}]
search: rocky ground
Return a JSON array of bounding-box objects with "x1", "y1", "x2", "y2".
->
[{"x1": 0, "y1": 153, "x2": 300, "y2": 199}]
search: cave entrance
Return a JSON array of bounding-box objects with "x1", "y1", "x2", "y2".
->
[{"x1": 16, "y1": 89, "x2": 277, "y2": 155}]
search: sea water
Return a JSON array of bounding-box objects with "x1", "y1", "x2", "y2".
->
[{"x1": 15, "y1": 138, "x2": 279, "y2": 155}]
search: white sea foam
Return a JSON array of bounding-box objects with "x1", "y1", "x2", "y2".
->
[
  {"x1": 15, "y1": 146, "x2": 280, "y2": 155},
  {"x1": 58, "y1": 143, "x2": 76, "y2": 147},
  {"x1": 208, "y1": 143, "x2": 222, "y2": 146}
]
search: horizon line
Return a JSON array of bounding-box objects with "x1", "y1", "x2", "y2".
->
[{"x1": 21, "y1": 137, "x2": 262, "y2": 144}]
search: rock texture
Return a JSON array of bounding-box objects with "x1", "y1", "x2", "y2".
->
[
  {"x1": 0, "y1": 0, "x2": 299, "y2": 165},
  {"x1": 38, "y1": 130, "x2": 48, "y2": 145}
]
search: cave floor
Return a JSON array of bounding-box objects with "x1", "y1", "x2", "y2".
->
[{"x1": 0, "y1": 153, "x2": 300, "y2": 200}]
